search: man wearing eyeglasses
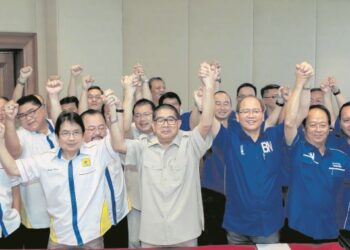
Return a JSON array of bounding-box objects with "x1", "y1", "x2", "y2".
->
[
  {"x1": 113, "y1": 62, "x2": 217, "y2": 247},
  {"x1": 3, "y1": 95, "x2": 56, "y2": 248}
]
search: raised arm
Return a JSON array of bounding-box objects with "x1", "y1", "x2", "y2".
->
[
  {"x1": 12, "y1": 66, "x2": 33, "y2": 102},
  {"x1": 320, "y1": 78, "x2": 337, "y2": 127},
  {"x1": 121, "y1": 74, "x2": 137, "y2": 134},
  {"x1": 264, "y1": 86, "x2": 285, "y2": 129},
  {"x1": 46, "y1": 79, "x2": 64, "y2": 124},
  {"x1": 329, "y1": 76, "x2": 346, "y2": 109},
  {"x1": 189, "y1": 86, "x2": 204, "y2": 130},
  {"x1": 197, "y1": 62, "x2": 217, "y2": 138},
  {"x1": 68, "y1": 64, "x2": 83, "y2": 97},
  {"x1": 0, "y1": 123, "x2": 20, "y2": 176},
  {"x1": 78, "y1": 75, "x2": 95, "y2": 114},
  {"x1": 103, "y1": 89, "x2": 127, "y2": 153},
  {"x1": 4, "y1": 101, "x2": 22, "y2": 158},
  {"x1": 285, "y1": 62, "x2": 314, "y2": 145}
]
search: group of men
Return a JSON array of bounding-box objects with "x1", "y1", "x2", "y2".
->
[{"x1": 0, "y1": 61, "x2": 349, "y2": 249}]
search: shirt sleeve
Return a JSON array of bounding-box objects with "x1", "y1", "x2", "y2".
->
[
  {"x1": 16, "y1": 157, "x2": 41, "y2": 183},
  {"x1": 123, "y1": 139, "x2": 143, "y2": 167},
  {"x1": 189, "y1": 127, "x2": 213, "y2": 159}
]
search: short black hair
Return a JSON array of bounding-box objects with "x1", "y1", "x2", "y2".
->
[
  {"x1": 60, "y1": 96, "x2": 79, "y2": 108},
  {"x1": 260, "y1": 84, "x2": 280, "y2": 98},
  {"x1": 302, "y1": 104, "x2": 331, "y2": 127},
  {"x1": 159, "y1": 92, "x2": 182, "y2": 106},
  {"x1": 236, "y1": 83, "x2": 257, "y2": 97},
  {"x1": 132, "y1": 98, "x2": 155, "y2": 116},
  {"x1": 17, "y1": 95, "x2": 42, "y2": 107},
  {"x1": 236, "y1": 96, "x2": 265, "y2": 113},
  {"x1": 80, "y1": 109, "x2": 105, "y2": 122},
  {"x1": 88, "y1": 86, "x2": 103, "y2": 94},
  {"x1": 339, "y1": 101, "x2": 350, "y2": 120},
  {"x1": 55, "y1": 111, "x2": 85, "y2": 136},
  {"x1": 215, "y1": 91, "x2": 232, "y2": 105},
  {"x1": 0, "y1": 96, "x2": 9, "y2": 102},
  {"x1": 148, "y1": 77, "x2": 165, "y2": 89},
  {"x1": 153, "y1": 104, "x2": 180, "y2": 120},
  {"x1": 310, "y1": 88, "x2": 322, "y2": 93}
]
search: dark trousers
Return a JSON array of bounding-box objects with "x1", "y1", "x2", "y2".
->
[
  {"x1": 198, "y1": 188, "x2": 227, "y2": 245},
  {"x1": 0, "y1": 227, "x2": 22, "y2": 249},
  {"x1": 17, "y1": 224, "x2": 50, "y2": 248},
  {"x1": 104, "y1": 216, "x2": 129, "y2": 248}
]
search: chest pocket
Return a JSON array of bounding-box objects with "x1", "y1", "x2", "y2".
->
[
  {"x1": 143, "y1": 160, "x2": 163, "y2": 184},
  {"x1": 78, "y1": 166, "x2": 96, "y2": 175}
]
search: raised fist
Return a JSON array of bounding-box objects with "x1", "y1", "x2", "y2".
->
[
  {"x1": 46, "y1": 79, "x2": 64, "y2": 95},
  {"x1": 4, "y1": 100, "x2": 19, "y2": 121},
  {"x1": 71, "y1": 64, "x2": 83, "y2": 77},
  {"x1": 18, "y1": 66, "x2": 33, "y2": 83},
  {"x1": 198, "y1": 62, "x2": 218, "y2": 88},
  {"x1": 295, "y1": 62, "x2": 314, "y2": 85},
  {"x1": 82, "y1": 75, "x2": 95, "y2": 90}
]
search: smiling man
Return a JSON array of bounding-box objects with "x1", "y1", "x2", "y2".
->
[{"x1": 113, "y1": 62, "x2": 217, "y2": 247}]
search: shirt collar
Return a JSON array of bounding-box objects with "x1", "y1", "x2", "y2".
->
[
  {"x1": 148, "y1": 131, "x2": 183, "y2": 147},
  {"x1": 54, "y1": 148, "x2": 81, "y2": 160}
]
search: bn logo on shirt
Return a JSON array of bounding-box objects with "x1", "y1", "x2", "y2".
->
[{"x1": 261, "y1": 141, "x2": 273, "y2": 154}]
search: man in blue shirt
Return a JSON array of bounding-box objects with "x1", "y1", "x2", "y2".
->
[{"x1": 285, "y1": 62, "x2": 350, "y2": 242}]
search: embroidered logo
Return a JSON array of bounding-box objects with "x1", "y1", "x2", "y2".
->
[
  {"x1": 81, "y1": 158, "x2": 91, "y2": 167},
  {"x1": 303, "y1": 152, "x2": 319, "y2": 164},
  {"x1": 240, "y1": 145, "x2": 245, "y2": 155},
  {"x1": 261, "y1": 141, "x2": 273, "y2": 154},
  {"x1": 329, "y1": 162, "x2": 345, "y2": 175}
]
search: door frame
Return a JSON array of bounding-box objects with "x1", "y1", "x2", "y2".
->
[{"x1": 0, "y1": 32, "x2": 37, "y2": 94}]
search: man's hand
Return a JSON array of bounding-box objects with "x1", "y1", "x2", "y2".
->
[
  {"x1": 193, "y1": 86, "x2": 204, "y2": 112},
  {"x1": 133, "y1": 63, "x2": 148, "y2": 83},
  {"x1": 198, "y1": 62, "x2": 217, "y2": 88},
  {"x1": 279, "y1": 86, "x2": 290, "y2": 102},
  {"x1": 295, "y1": 62, "x2": 314, "y2": 86},
  {"x1": 70, "y1": 64, "x2": 83, "y2": 77},
  {"x1": 82, "y1": 75, "x2": 95, "y2": 90},
  {"x1": 18, "y1": 66, "x2": 33, "y2": 84},
  {"x1": 46, "y1": 79, "x2": 64, "y2": 95},
  {"x1": 4, "y1": 101, "x2": 18, "y2": 121}
]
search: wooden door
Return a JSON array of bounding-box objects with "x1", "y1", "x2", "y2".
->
[{"x1": 0, "y1": 51, "x2": 15, "y2": 98}]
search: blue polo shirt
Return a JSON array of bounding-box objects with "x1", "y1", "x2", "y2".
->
[
  {"x1": 217, "y1": 121, "x2": 286, "y2": 237},
  {"x1": 287, "y1": 130, "x2": 350, "y2": 239},
  {"x1": 180, "y1": 111, "x2": 191, "y2": 131},
  {"x1": 201, "y1": 112, "x2": 239, "y2": 194}
]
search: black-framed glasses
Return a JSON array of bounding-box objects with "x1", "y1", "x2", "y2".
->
[
  {"x1": 17, "y1": 105, "x2": 42, "y2": 121},
  {"x1": 154, "y1": 116, "x2": 178, "y2": 126}
]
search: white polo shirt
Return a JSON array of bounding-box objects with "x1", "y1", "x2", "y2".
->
[
  {"x1": 104, "y1": 156, "x2": 130, "y2": 225},
  {"x1": 17, "y1": 119, "x2": 57, "y2": 228},
  {"x1": 0, "y1": 167, "x2": 21, "y2": 238},
  {"x1": 16, "y1": 135, "x2": 120, "y2": 246},
  {"x1": 124, "y1": 128, "x2": 213, "y2": 245}
]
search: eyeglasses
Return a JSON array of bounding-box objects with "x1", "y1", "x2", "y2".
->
[
  {"x1": 85, "y1": 125, "x2": 106, "y2": 133},
  {"x1": 238, "y1": 109, "x2": 262, "y2": 115},
  {"x1": 307, "y1": 122, "x2": 329, "y2": 130},
  {"x1": 263, "y1": 95, "x2": 278, "y2": 99},
  {"x1": 154, "y1": 116, "x2": 178, "y2": 125},
  {"x1": 17, "y1": 105, "x2": 42, "y2": 121},
  {"x1": 87, "y1": 95, "x2": 102, "y2": 100},
  {"x1": 59, "y1": 130, "x2": 83, "y2": 138},
  {"x1": 134, "y1": 112, "x2": 152, "y2": 119}
]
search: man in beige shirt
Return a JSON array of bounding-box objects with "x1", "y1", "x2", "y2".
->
[{"x1": 114, "y1": 62, "x2": 217, "y2": 247}]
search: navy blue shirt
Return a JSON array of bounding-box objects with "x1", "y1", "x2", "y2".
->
[
  {"x1": 287, "y1": 130, "x2": 350, "y2": 239},
  {"x1": 216, "y1": 121, "x2": 286, "y2": 237},
  {"x1": 180, "y1": 111, "x2": 191, "y2": 131}
]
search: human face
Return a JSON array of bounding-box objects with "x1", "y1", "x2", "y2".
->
[
  {"x1": 340, "y1": 106, "x2": 350, "y2": 138},
  {"x1": 304, "y1": 108, "x2": 329, "y2": 148},
  {"x1": 214, "y1": 92, "x2": 232, "y2": 121},
  {"x1": 162, "y1": 98, "x2": 181, "y2": 113},
  {"x1": 61, "y1": 103, "x2": 78, "y2": 113},
  {"x1": 151, "y1": 108, "x2": 181, "y2": 146},
  {"x1": 310, "y1": 90, "x2": 324, "y2": 105},
  {"x1": 237, "y1": 86, "x2": 256, "y2": 103},
  {"x1": 151, "y1": 80, "x2": 166, "y2": 104},
  {"x1": 87, "y1": 89, "x2": 103, "y2": 110},
  {"x1": 262, "y1": 88, "x2": 279, "y2": 110},
  {"x1": 82, "y1": 113, "x2": 107, "y2": 143},
  {"x1": 236, "y1": 97, "x2": 264, "y2": 135},
  {"x1": 133, "y1": 104, "x2": 153, "y2": 134},
  {"x1": 18, "y1": 102, "x2": 47, "y2": 132},
  {"x1": 0, "y1": 98, "x2": 8, "y2": 124},
  {"x1": 58, "y1": 121, "x2": 83, "y2": 159}
]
